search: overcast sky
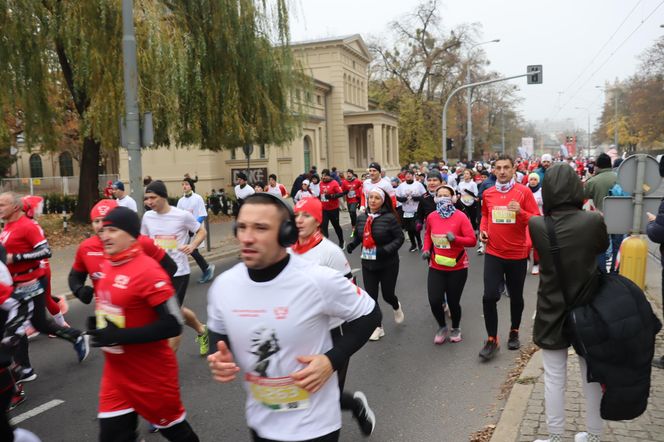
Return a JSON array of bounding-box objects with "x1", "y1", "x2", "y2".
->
[{"x1": 289, "y1": 0, "x2": 664, "y2": 134}]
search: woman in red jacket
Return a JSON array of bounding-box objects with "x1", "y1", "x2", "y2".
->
[{"x1": 423, "y1": 185, "x2": 476, "y2": 344}]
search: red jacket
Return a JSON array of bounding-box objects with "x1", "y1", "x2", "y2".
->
[
  {"x1": 480, "y1": 183, "x2": 540, "y2": 260},
  {"x1": 424, "y1": 210, "x2": 476, "y2": 271},
  {"x1": 319, "y1": 179, "x2": 343, "y2": 210}
]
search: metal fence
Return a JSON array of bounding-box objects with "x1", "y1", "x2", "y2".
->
[{"x1": 0, "y1": 174, "x2": 119, "y2": 196}]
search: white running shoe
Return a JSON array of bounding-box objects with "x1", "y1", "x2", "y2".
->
[
  {"x1": 574, "y1": 432, "x2": 601, "y2": 442},
  {"x1": 477, "y1": 243, "x2": 485, "y2": 255},
  {"x1": 534, "y1": 435, "x2": 563, "y2": 442},
  {"x1": 393, "y1": 303, "x2": 405, "y2": 324},
  {"x1": 531, "y1": 264, "x2": 540, "y2": 275},
  {"x1": 369, "y1": 327, "x2": 385, "y2": 341}
]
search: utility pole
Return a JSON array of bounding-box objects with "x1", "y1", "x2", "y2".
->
[
  {"x1": 466, "y1": 39, "x2": 500, "y2": 162},
  {"x1": 121, "y1": 0, "x2": 143, "y2": 214},
  {"x1": 614, "y1": 91, "x2": 619, "y2": 151},
  {"x1": 501, "y1": 109, "x2": 505, "y2": 154}
]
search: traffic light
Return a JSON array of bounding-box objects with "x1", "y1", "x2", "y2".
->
[
  {"x1": 446, "y1": 137, "x2": 454, "y2": 151},
  {"x1": 527, "y1": 65, "x2": 543, "y2": 84}
]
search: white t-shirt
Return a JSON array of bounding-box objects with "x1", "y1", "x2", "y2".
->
[
  {"x1": 266, "y1": 183, "x2": 287, "y2": 198},
  {"x1": 309, "y1": 182, "x2": 320, "y2": 197},
  {"x1": 395, "y1": 181, "x2": 426, "y2": 214},
  {"x1": 361, "y1": 178, "x2": 395, "y2": 207},
  {"x1": 235, "y1": 184, "x2": 255, "y2": 201},
  {"x1": 177, "y1": 193, "x2": 207, "y2": 220},
  {"x1": 140, "y1": 206, "x2": 201, "y2": 277},
  {"x1": 293, "y1": 190, "x2": 315, "y2": 203},
  {"x1": 117, "y1": 195, "x2": 138, "y2": 212},
  {"x1": 457, "y1": 180, "x2": 479, "y2": 207},
  {"x1": 207, "y1": 255, "x2": 375, "y2": 441}
]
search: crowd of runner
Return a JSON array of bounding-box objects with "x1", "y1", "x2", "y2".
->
[{"x1": 0, "y1": 150, "x2": 649, "y2": 442}]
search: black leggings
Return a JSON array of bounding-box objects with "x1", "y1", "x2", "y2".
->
[
  {"x1": 361, "y1": 259, "x2": 400, "y2": 312},
  {"x1": 482, "y1": 254, "x2": 527, "y2": 338},
  {"x1": 348, "y1": 202, "x2": 358, "y2": 228},
  {"x1": 251, "y1": 429, "x2": 340, "y2": 442},
  {"x1": 402, "y1": 217, "x2": 422, "y2": 248},
  {"x1": 172, "y1": 275, "x2": 190, "y2": 306},
  {"x1": 459, "y1": 202, "x2": 479, "y2": 231},
  {"x1": 99, "y1": 413, "x2": 199, "y2": 442},
  {"x1": 331, "y1": 325, "x2": 361, "y2": 415},
  {"x1": 190, "y1": 249, "x2": 209, "y2": 273},
  {"x1": 427, "y1": 268, "x2": 468, "y2": 329},
  {"x1": 322, "y1": 209, "x2": 344, "y2": 245},
  {"x1": 0, "y1": 368, "x2": 14, "y2": 442}
]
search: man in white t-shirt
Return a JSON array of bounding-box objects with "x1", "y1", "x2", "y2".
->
[
  {"x1": 360, "y1": 162, "x2": 395, "y2": 211},
  {"x1": 395, "y1": 170, "x2": 427, "y2": 251},
  {"x1": 141, "y1": 180, "x2": 210, "y2": 355},
  {"x1": 207, "y1": 193, "x2": 380, "y2": 442},
  {"x1": 233, "y1": 172, "x2": 255, "y2": 216},
  {"x1": 177, "y1": 180, "x2": 215, "y2": 284},
  {"x1": 112, "y1": 181, "x2": 137, "y2": 212},
  {"x1": 265, "y1": 174, "x2": 288, "y2": 199}
]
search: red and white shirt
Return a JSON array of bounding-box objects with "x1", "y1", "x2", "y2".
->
[
  {"x1": 266, "y1": 183, "x2": 288, "y2": 198},
  {"x1": 360, "y1": 178, "x2": 396, "y2": 209},
  {"x1": 72, "y1": 235, "x2": 166, "y2": 291},
  {"x1": 480, "y1": 183, "x2": 540, "y2": 260},
  {"x1": 341, "y1": 179, "x2": 363, "y2": 204},
  {"x1": 318, "y1": 180, "x2": 343, "y2": 211},
  {"x1": 0, "y1": 215, "x2": 47, "y2": 282},
  {"x1": 96, "y1": 250, "x2": 185, "y2": 426}
]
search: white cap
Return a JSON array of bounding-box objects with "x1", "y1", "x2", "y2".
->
[
  {"x1": 302, "y1": 179, "x2": 310, "y2": 186},
  {"x1": 541, "y1": 154, "x2": 553, "y2": 162}
]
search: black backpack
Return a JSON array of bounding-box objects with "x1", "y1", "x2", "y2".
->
[{"x1": 546, "y1": 217, "x2": 662, "y2": 421}]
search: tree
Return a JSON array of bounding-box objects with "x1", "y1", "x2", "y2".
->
[{"x1": 0, "y1": 0, "x2": 298, "y2": 222}]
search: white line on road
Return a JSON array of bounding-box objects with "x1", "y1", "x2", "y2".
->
[{"x1": 10, "y1": 399, "x2": 65, "y2": 425}]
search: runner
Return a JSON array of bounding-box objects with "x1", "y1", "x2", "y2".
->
[
  {"x1": 346, "y1": 187, "x2": 405, "y2": 341},
  {"x1": 88, "y1": 207, "x2": 200, "y2": 442},
  {"x1": 265, "y1": 174, "x2": 289, "y2": 198},
  {"x1": 478, "y1": 155, "x2": 540, "y2": 361},
  {"x1": 416, "y1": 171, "x2": 444, "y2": 231},
  {"x1": 293, "y1": 180, "x2": 315, "y2": 203},
  {"x1": 0, "y1": 192, "x2": 89, "y2": 384},
  {"x1": 422, "y1": 185, "x2": 476, "y2": 344},
  {"x1": 290, "y1": 197, "x2": 375, "y2": 436},
  {"x1": 395, "y1": 170, "x2": 426, "y2": 252},
  {"x1": 341, "y1": 169, "x2": 362, "y2": 237},
  {"x1": 112, "y1": 181, "x2": 138, "y2": 212},
  {"x1": 176, "y1": 180, "x2": 215, "y2": 284},
  {"x1": 140, "y1": 181, "x2": 209, "y2": 355},
  {"x1": 457, "y1": 169, "x2": 480, "y2": 232},
  {"x1": 319, "y1": 169, "x2": 345, "y2": 248},
  {"x1": 360, "y1": 162, "x2": 395, "y2": 211},
  {"x1": 207, "y1": 193, "x2": 380, "y2": 442},
  {"x1": 233, "y1": 173, "x2": 255, "y2": 216}
]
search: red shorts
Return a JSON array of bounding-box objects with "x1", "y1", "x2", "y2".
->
[{"x1": 98, "y1": 363, "x2": 186, "y2": 427}]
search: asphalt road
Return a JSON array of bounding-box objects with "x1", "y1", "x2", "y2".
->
[{"x1": 12, "y1": 231, "x2": 539, "y2": 442}]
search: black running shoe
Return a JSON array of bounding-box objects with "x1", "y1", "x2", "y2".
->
[
  {"x1": 408, "y1": 245, "x2": 418, "y2": 252},
  {"x1": 508, "y1": 330, "x2": 521, "y2": 350},
  {"x1": 479, "y1": 338, "x2": 500, "y2": 361},
  {"x1": 15, "y1": 368, "x2": 37, "y2": 384},
  {"x1": 352, "y1": 391, "x2": 375, "y2": 436}
]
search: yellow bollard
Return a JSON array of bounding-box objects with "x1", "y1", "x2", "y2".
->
[{"x1": 619, "y1": 235, "x2": 648, "y2": 290}]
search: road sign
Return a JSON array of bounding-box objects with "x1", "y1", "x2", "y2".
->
[
  {"x1": 242, "y1": 143, "x2": 254, "y2": 158},
  {"x1": 617, "y1": 154, "x2": 661, "y2": 196},
  {"x1": 603, "y1": 196, "x2": 662, "y2": 234},
  {"x1": 232, "y1": 168, "x2": 267, "y2": 185},
  {"x1": 527, "y1": 65, "x2": 542, "y2": 84}
]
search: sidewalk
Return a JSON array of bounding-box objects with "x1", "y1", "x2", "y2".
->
[
  {"x1": 49, "y1": 211, "x2": 352, "y2": 298},
  {"x1": 491, "y1": 249, "x2": 664, "y2": 442}
]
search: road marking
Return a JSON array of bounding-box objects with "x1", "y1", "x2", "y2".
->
[{"x1": 10, "y1": 399, "x2": 65, "y2": 425}]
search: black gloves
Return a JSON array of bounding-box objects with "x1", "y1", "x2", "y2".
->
[
  {"x1": 421, "y1": 251, "x2": 431, "y2": 261},
  {"x1": 346, "y1": 243, "x2": 356, "y2": 254},
  {"x1": 87, "y1": 318, "x2": 122, "y2": 347},
  {"x1": 74, "y1": 286, "x2": 94, "y2": 304},
  {"x1": 446, "y1": 232, "x2": 456, "y2": 242}
]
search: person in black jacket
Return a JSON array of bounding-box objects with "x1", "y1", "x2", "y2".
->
[
  {"x1": 347, "y1": 187, "x2": 405, "y2": 341},
  {"x1": 530, "y1": 164, "x2": 608, "y2": 442},
  {"x1": 416, "y1": 172, "x2": 444, "y2": 229},
  {"x1": 647, "y1": 188, "x2": 664, "y2": 369}
]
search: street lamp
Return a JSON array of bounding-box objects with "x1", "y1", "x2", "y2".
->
[
  {"x1": 466, "y1": 38, "x2": 500, "y2": 161},
  {"x1": 575, "y1": 107, "x2": 591, "y2": 158}
]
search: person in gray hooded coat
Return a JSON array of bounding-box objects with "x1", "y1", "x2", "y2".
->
[{"x1": 529, "y1": 163, "x2": 609, "y2": 442}]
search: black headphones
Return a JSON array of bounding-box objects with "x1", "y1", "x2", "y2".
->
[{"x1": 232, "y1": 193, "x2": 298, "y2": 247}]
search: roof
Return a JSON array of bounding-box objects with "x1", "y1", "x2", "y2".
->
[{"x1": 291, "y1": 34, "x2": 371, "y2": 62}]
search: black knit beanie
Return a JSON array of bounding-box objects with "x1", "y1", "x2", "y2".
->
[
  {"x1": 596, "y1": 153, "x2": 612, "y2": 169},
  {"x1": 103, "y1": 207, "x2": 141, "y2": 238},
  {"x1": 145, "y1": 180, "x2": 168, "y2": 198}
]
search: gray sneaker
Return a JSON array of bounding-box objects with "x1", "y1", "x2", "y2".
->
[
  {"x1": 449, "y1": 328, "x2": 463, "y2": 343},
  {"x1": 433, "y1": 327, "x2": 449, "y2": 345}
]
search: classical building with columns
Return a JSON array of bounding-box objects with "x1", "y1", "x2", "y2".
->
[{"x1": 119, "y1": 34, "x2": 400, "y2": 197}]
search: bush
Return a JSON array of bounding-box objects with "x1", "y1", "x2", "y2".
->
[{"x1": 43, "y1": 193, "x2": 78, "y2": 214}]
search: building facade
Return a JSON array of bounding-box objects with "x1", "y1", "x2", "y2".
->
[{"x1": 118, "y1": 34, "x2": 400, "y2": 197}]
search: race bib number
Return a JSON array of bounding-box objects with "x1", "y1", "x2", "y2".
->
[
  {"x1": 431, "y1": 234, "x2": 451, "y2": 249},
  {"x1": 403, "y1": 211, "x2": 415, "y2": 218},
  {"x1": 361, "y1": 247, "x2": 377, "y2": 260},
  {"x1": 491, "y1": 207, "x2": 516, "y2": 224},
  {"x1": 348, "y1": 190, "x2": 356, "y2": 198},
  {"x1": 96, "y1": 301, "x2": 126, "y2": 354},
  {"x1": 154, "y1": 234, "x2": 178, "y2": 251},
  {"x1": 246, "y1": 374, "x2": 310, "y2": 412}
]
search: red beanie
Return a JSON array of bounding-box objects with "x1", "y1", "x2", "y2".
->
[
  {"x1": 90, "y1": 199, "x2": 118, "y2": 221},
  {"x1": 22, "y1": 196, "x2": 44, "y2": 219},
  {"x1": 294, "y1": 197, "x2": 323, "y2": 224}
]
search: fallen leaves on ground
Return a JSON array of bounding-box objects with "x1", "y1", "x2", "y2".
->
[{"x1": 37, "y1": 214, "x2": 92, "y2": 248}]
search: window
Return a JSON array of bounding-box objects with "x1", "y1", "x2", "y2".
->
[
  {"x1": 306, "y1": 92, "x2": 312, "y2": 103},
  {"x1": 29, "y1": 154, "x2": 43, "y2": 178},
  {"x1": 59, "y1": 152, "x2": 74, "y2": 177},
  {"x1": 260, "y1": 144, "x2": 266, "y2": 159},
  {"x1": 317, "y1": 95, "x2": 322, "y2": 105},
  {"x1": 352, "y1": 60, "x2": 356, "y2": 69},
  {"x1": 231, "y1": 148, "x2": 236, "y2": 160}
]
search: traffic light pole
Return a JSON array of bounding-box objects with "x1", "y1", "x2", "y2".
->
[{"x1": 442, "y1": 70, "x2": 539, "y2": 163}]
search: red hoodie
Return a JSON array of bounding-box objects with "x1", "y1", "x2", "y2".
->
[
  {"x1": 480, "y1": 183, "x2": 540, "y2": 260},
  {"x1": 424, "y1": 210, "x2": 477, "y2": 271}
]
